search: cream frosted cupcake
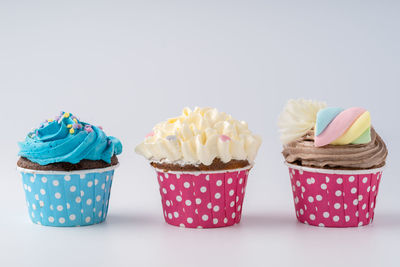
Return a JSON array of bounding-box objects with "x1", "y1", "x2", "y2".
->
[
  {"x1": 279, "y1": 99, "x2": 388, "y2": 227},
  {"x1": 136, "y1": 107, "x2": 262, "y2": 228}
]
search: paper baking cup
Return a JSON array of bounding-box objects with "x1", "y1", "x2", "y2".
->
[
  {"x1": 153, "y1": 166, "x2": 252, "y2": 228},
  {"x1": 17, "y1": 164, "x2": 118, "y2": 227},
  {"x1": 286, "y1": 163, "x2": 384, "y2": 228}
]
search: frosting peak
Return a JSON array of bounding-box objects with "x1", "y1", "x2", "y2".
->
[
  {"x1": 135, "y1": 107, "x2": 262, "y2": 166},
  {"x1": 19, "y1": 112, "x2": 122, "y2": 165}
]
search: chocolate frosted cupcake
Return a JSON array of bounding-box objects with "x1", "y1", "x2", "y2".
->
[
  {"x1": 136, "y1": 107, "x2": 262, "y2": 228},
  {"x1": 17, "y1": 112, "x2": 122, "y2": 227},
  {"x1": 279, "y1": 99, "x2": 388, "y2": 227}
]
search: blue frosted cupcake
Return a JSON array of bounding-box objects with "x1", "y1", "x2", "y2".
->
[{"x1": 17, "y1": 112, "x2": 122, "y2": 227}]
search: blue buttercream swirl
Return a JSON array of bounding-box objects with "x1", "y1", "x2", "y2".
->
[{"x1": 18, "y1": 112, "x2": 122, "y2": 165}]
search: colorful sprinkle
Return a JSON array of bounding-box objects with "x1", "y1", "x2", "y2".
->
[
  {"x1": 69, "y1": 128, "x2": 75, "y2": 134},
  {"x1": 48, "y1": 119, "x2": 54, "y2": 122},
  {"x1": 168, "y1": 118, "x2": 177, "y2": 124},
  {"x1": 220, "y1": 134, "x2": 231, "y2": 142},
  {"x1": 67, "y1": 124, "x2": 72, "y2": 128},
  {"x1": 145, "y1": 131, "x2": 155, "y2": 138},
  {"x1": 98, "y1": 126, "x2": 103, "y2": 130},
  {"x1": 63, "y1": 112, "x2": 70, "y2": 118},
  {"x1": 73, "y1": 118, "x2": 78, "y2": 123}
]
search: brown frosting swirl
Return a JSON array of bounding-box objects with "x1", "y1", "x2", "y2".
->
[{"x1": 282, "y1": 128, "x2": 388, "y2": 170}]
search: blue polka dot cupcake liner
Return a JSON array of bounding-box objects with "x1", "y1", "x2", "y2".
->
[{"x1": 18, "y1": 165, "x2": 118, "y2": 227}]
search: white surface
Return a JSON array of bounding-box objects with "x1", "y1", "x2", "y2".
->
[{"x1": 1, "y1": 1, "x2": 400, "y2": 266}]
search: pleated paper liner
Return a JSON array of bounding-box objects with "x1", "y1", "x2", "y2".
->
[
  {"x1": 18, "y1": 164, "x2": 118, "y2": 227},
  {"x1": 286, "y1": 163, "x2": 384, "y2": 227},
  {"x1": 153, "y1": 165, "x2": 252, "y2": 228}
]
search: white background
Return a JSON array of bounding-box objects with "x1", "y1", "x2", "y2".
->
[{"x1": 1, "y1": 1, "x2": 400, "y2": 266}]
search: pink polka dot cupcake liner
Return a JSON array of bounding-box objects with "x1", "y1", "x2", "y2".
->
[
  {"x1": 286, "y1": 163, "x2": 384, "y2": 228},
  {"x1": 154, "y1": 166, "x2": 251, "y2": 228}
]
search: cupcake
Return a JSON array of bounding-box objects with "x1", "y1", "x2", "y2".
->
[
  {"x1": 278, "y1": 99, "x2": 388, "y2": 227},
  {"x1": 135, "y1": 107, "x2": 262, "y2": 228},
  {"x1": 17, "y1": 112, "x2": 122, "y2": 227}
]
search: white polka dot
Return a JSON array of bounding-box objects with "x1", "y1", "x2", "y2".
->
[
  {"x1": 85, "y1": 217, "x2": 91, "y2": 223},
  {"x1": 239, "y1": 178, "x2": 243, "y2": 184},
  {"x1": 356, "y1": 211, "x2": 359, "y2": 217},
  {"x1": 98, "y1": 211, "x2": 102, "y2": 217},
  {"x1": 318, "y1": 223, "x2": 325, "y2": 227},
  {"x1": 69, "y1": 214, "x2": 76, "y2": 221},
  {"x1": 187, "y1": 217, "x2": 193, "y2": 224},
  {"x1": 27, "y1": 186, "x2": 31, "y2": 192},
  {"x1": 174, "y1": 212, "x2": 179, "y2": 218},
  {"x1": 308, "y1": 196, "x2": 314, "y2": 203},
  {"x1": 371, "y1": 202, "x2": 374, "y2": 208},
  {"x1": 162, "y1": 188, "x2": 167, "y2": 194},
  {"x1": 34, "y1": 194, "x2": 39, "y2": 200},
  {"x1": 358, "y1": 195, "x2": 363, "y2": 201},
  {"x1": 95, "y1": 179, "x2": 99, "y2": 185},
  {"x1": 176, "y1": 195, "x2": 182, "y2": 202},
  {"x1": 159, "y1": 175, "x2": 163, "y2": 182},
  {"x1": 80, "y1": 190, "x2": 84, "y2": 197},
  {"x1": 351, "y1": 187, "x2": 357, "y2": 194},
  {"x1": 358, "y1": 222, "x2": 363, "y2": 227},
  {"x1": 335, "y1": 190, "x2": 342, "y2": 197},
  {"x1": 309, "y1": 214, "x2": 316, "y2": 220},
  {"x1": 80, "y1": 174, "x2": 86, "y2": 179},
  {"x1": 372, "y1": 185, "x2": 376, "y2": 192},
  {"x1": 301, "y1": 186, "x2": 305, "y2": 193},
  {"x1": 366, "y1": 212, "x2": 369, "y2": 218},
  {"x1": 296, "y1": 181, "x2": 301, "y2": 187},
  {"x1": 101, "y1": 183, "x2": 105, "y2": 190},
  {"x1": 236, "y1": 196, "x2": 240, "y2": 202},
  {"x1": 202, "y1": 215, "x2": 209, "y2": 221},
  {"x1": 232, "y1": 212, "x2": 236, "y2": 219},
  {"x1": 86, "y1": 199, "x2": 92, "y2": 205},
  {"x1": 362, "y1": 203, "x2": 367, "y2": 210},
  {"x1": 362, "y1": 177, "x2": 368, "y2": 183},
  {"x1": 176, "y1": 174, "x2": 180, "y2": 179},
  {"x1": 23, "y1": 184, "x2": 27, "y2": 190},
  {"x1": 168, "y1": 213, "x2": 172, "y2": 219},
  {"x1": 344, "y1": 204, "x2": 348, "y2": 209},
  {"x1": 334, "y1": 203, "x2": 341, "y2": 209},
  {"x1": 306, "y1": 178, "x2": 312, "y2": 185},
  {"x1": 349, "y1": 176, "x2": 355, "y2": 182},
  {"x1": 169, "y1": 184, "x2": 175, "y2": 191},
  {"x1": 205, "y1": 175, "x2": 210, "y2": 181},
  {"x1": 48, "y1": 216, "x2": 54, "y2": 223},
  {"x1": 213, "y1": 218, "x2": 218, "y2": 224},
  {"x1": 353, "y1": 199, "x2": 359, "y2": 205},
  {"x1": 106, "y1": 176, "x2": 109, "y2": 181},
  {"x1": 326, "y1": 176, "x2": 330, "y2": 183},
  {"x1": 75, "y1": 197, "x2": 81, "y2": 203},
  {"x1": 59, "y1": 217, "x2": 65, "y2": 224},
  {"x1": 195, "y1": 198, "x2": 201, "y2": 204},
  {"x1": 237, "y1": 205, "x2": 241, "y2": 211},
  {"x1": 185, "y1": 200, "x2": 191, "y2": 206},
  {"x1": 230, "y1": 201, "x2": 235, "y2": 207},
  {"x1": 200, "y1": 186, "x2": 207, "y2": 193},
  {"x1": 345, "y1": 216, "x2": 350, "y2": 222},
  {"x1": 55, "y1": 192, "x2": 61, "y2": 199},
  {"x1": 39, "y1": 201, "x2": 44, "y2": 207},
  {"x1": 96, "y1": 195, "x2": 101, "y2": 202},
  {"x1": 207, "y1": 203, "x2": 212, "y2": 209},
  {"x1": 321, "y1": 184, "x2": 327, "y2": 190},
  {"x1": 333, "y1": 216, "x2": 339, "y2": 222},
  {"x1": 336, "y1": 178, "x2": 343, "y2": 184},
  {"x1": 179, "y1": 223, "x2": 185, "y2": 228},
  {"x1": 229, "y1": 189, "x2": 234, "y2": 196},
  {"x1": 87, "y1": 181, "x2": 93, "y2": 187},
  {"x1": 166, "y1": 200, "x2": 171, "y2": 207},
  {"x1": 294, "y1": 196, "x2": 299, "y2": 204},
  {"x1": 64, "y1": 175, "x2": 71, "y2": 181},
  {"x1": 215, "y1": 193, "x2": 221, "y2": 199},
  {"x1": 227, "y1": 178, "x2": 233, "y2": 184},
  {"x1": 184, "y1": 182, "x2": 190, "y2": 188},
  {"x1": 292, "y1": 185, "x2": 296, "y2": 192},
  {"x1": 224, "y1": 218, "x2": 228, "y2": 223},
  {"x1": 323, "y1": 212, "x2": 330, "y2": 218},
  {"x1": 316, "y1": 195, "x2": 322, "y2": 201},
  {"x1": 52, "y1": 180, "x2": 59, "y2": 186},
  {"x1": 213, "y1": 205, "x2": 220, "y2": 212},
  {"x1": 41, "y1": 177, "x2": 47, "y2": 183},
  {"x1": 32, "y1": 204, "x2": 36, "y2": 210},
  {"x1": 30, "y1": 176, "x2": 35, "y2": 183},
  {"x1": 57, "y1": 205, "x2": 63, "y2": 211},
  {"x1": 216, "y1": 180, "x2": 222, "y2": 186},
  {"x1": 367, "y1": 186, "x2": 371, "y2": 192},
  {"x1": 69, "y1": 185, "x2": 76, "y2": 192},
  {"x1": 300, "y1": 209, "x2": 304, "y2": 215},
  {"x1": 164, "y1": 173, "x2": 169, "y2": 179}
]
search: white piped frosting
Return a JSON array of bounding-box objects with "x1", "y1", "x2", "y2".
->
[
  {"x1": 135, "y1": 107, "x2": 262, "y2": 166},
  {"x1": 278, "y1": 99, "x2": 327, "y2": 144}
]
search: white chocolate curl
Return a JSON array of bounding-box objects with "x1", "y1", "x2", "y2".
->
[
  {"x1": 278, "y1": 99, "x2": 327, "y2": 144},
  {"x1": 135, "y1": 107, "x2": 262, "y2": 166}
]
